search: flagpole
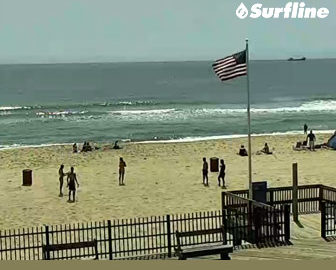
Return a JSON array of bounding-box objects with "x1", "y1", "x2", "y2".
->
[{"x1": 246, "y1": 38, "x2": 253, "y2": 200}]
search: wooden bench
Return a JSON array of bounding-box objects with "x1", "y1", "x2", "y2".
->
[
  {"x1": 175, "y1": 226, "x2": 233, "y2": 260},
  {"x1": 42, "y1": 240, "x2": 98, "y2": 260}
]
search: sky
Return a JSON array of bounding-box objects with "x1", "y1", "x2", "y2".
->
[{"x1": 0, "y1": 0, "x2": 335, "y2": 63}]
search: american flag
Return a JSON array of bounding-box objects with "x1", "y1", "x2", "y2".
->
[{"x1": 212, "y1": 50, "x2": 247, "y2": 81}]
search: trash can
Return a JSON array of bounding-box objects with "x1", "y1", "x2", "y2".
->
[
  {"x1": 210, "y1": 157, "x2": 219, "y2": 172},
  {"x1": 23, "y1": 169, "x2": 32, "y2": 186},
  {"x1": 252, "y1": 181, "x2": 267, "y2": 204}
]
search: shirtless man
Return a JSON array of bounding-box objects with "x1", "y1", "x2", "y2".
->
[
  {"x1": 58, "y1": 164, "x2": 65, "y2": 196},
  {"x1": 218, "y1": 159, "x2": 226, "y2": 187},
  {"x1": 67, "y1": 167, "x2": 79, "y2": 202},
  {"x1": 119, "y1": 157, "x2": 127, "y2": 185},
  {"x1": 202, "y1": 157, "x2": 209, "y2": 186}
]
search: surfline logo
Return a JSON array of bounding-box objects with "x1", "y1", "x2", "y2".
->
[{"x1": 236, "y1": 2, "x2": 330, "y2": 19}]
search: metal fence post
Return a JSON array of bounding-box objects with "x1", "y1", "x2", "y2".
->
[
  {"x1": 319, "y1": 186, "x2": 324, "y2": 211},
  {"x1": 222, "y1": 209, "x2": 228, "y2": 245},
  {"x1": 44, "y1": 225, "x2": 50, "y2": 260},
  {"x1": 321, "y1": 201, "x2": 326, "y2": 239},
  {"x1": 166, "y1": 215, "x2": 172, "y2": 258},
  {"x1": 269, "y1": 190, "x2": 274, "y2": 206},
  {"x1": 292, "y1": 163, "x2": 299, "y2": 222},
  {"x1": 107, "y1": 220, "x2": 113, "y2": 260},
  {"x1": 284, "y1": 205, "x2": 290, "y2": 242}
]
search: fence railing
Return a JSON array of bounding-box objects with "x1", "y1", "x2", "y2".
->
[
  {"x1": 231, "y1": 184, "x2": 328, "y2": 214},
  {"x1": 222, "y1": 192, "x2": 290, "y2": 246},
  {"x1": 0, "y1": 210, "x2": 225, "y2": 260}
]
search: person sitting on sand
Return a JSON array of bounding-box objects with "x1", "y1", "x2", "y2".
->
[
  {"x1": 58, "y1": 164, "x2": 66, "y2": 196},
  {"x1": 82, "y1": 141, "x2": 93, "y2": 152},
  {"x1": 86, "y1": 142, "x2": 92, "y2": 151},
  {"x1": 218, "y1": 159, "x2": 226, "y2": 188},
  {"x1": 238, "y1": 145, "x2": 248, "y2": 156},
  {"x1": 67, "y1": 167, "x2": 79, "y2": 202},
  {"x1": 119, "y1": 157, "x2": 127, "y2": 185},
  {"x1": 307, "y1": 130, "x2": 316, "y2": 151},
  {"x1": 82, "y1": 141, "x2": 87, "y2": 152},
  {"x1": 261, "y1": 143, "x2": 273, "y2": 155},
  {"x1": 113, "y1": 140, "x2": 121, "y2": 150},
  {"x1": 202, "y1": 157, "x2": 209, "y2": 186},
  {"x1": 73, "y1": 143, "x2": 78, "y2": 153}
]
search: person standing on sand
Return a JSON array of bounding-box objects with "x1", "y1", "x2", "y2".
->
[
  {"x1": 307, "y1": 130, "x2": 316, "y2": 151},
  {"x1": 67, "y1": 167, "x2": 79, "y2": 202},
  {"x1": 304, "y1": 124, "x2": 308, "y2": 135},
  {"x1": 119, "y1": 157, "x2": 127, "y2": 185},
  {"x1": 202, "y1": 157, "x2": 209, "y2": 186},
  {"x1": 58, "y1": 164, "x2": 66, "y2": 196},
  {"x1": 218, "y1": 159, "x2": 226, "y2": 188}
]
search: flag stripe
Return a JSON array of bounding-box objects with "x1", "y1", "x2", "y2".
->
[
  {"x1": 214, "y1": 63, "x2": 246, "y2": 74},
  {"x1": 219, "y1": 71, "x2": 247, "y2": 81},
  {"x1": 217, "y1": 66, "x2": 247, "y2": 77},
  {"x1": 212, "y1": 50, "x2": 247, "y2": 82}
]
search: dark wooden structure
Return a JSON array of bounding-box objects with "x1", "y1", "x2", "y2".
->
[
  {"x1": 22, "y1": 169, "x2": 32, "y2": 186},
  {"x1": 252, "y1": 181, "x2": 267, "y2": 204},
  {"x1": 210, "y1": 157, "x2": 219, "y2": 172},
  {"x1": 42, "y1": 240, "x2": 98, "y2": 260},
  {"x1": 175, "y1": 226, "x2": 233, "y2": 260}
]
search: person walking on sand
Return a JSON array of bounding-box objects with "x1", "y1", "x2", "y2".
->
[
  {"x1": 202, "y1": 157, "x2": 209, "y2": 186},
  {"x1": 67, "y1": 167, "x2": 79, "y2": 202},
  {"x1": 58, "y1": 164, "x2": 66, "y2": 196},
  {"x1": 304, "y1": 124, "x2": 308, "y2": 135},
  {"x1": 307, "y1": 130, "x2": 316, "y2": 151},
  {"x1": 218, "y1": 159, "x2": 226, "y2": 188},
  {"x1": 119, "y1": 157, "x2": 127, "y2": 185}
]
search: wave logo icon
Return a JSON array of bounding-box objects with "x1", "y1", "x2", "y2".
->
[{"x1": 236, "y1": 3, "x2": 249, "y2": 19}]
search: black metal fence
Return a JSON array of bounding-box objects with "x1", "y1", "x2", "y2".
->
[
  {"x1": 222, "y1": 192, "x2": 290, "y2": 246},
  {"x1": 229, "y1": 184, "x2": 336, "y2": 241},
  {"x1": 231, "y1": 184, "x2": 325, "y2": 214},
  {"x1": 321, "y1": 201, "x2": 336, "y2": 239},
  {"x1": 0, "y1": 210, "x2": 225, "y2": 260},
  {"x1": 3, "y1": 184, "x2": 336, "y2": 260},
  {"x1": 320, "y1": 186, "x2": 336, "y2": 240}
]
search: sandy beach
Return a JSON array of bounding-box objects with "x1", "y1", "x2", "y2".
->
[{"x1": 0, "y1": 133, "x2": 335, "y2": 230}]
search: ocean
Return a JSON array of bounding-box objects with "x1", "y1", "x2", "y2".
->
[{"x1": 1, "y1": 59, "x2": 336, "y2": 149}]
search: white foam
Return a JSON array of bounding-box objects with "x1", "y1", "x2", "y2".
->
[
  {"x1": 0, "y1": 143, "x2": 73, "y2": 151},
  {"x1": 110, "y1": 109, "x2": 175, "y2": 115},
  {"x1": 0, "y1": 106, "x2": 24, "y2": 111},
  {"x1": 194, "y1": 100, "x2": 336, "y2": 115},
  {"x1": 134, "y1": 130, "x2": 336, "y2": 144}
]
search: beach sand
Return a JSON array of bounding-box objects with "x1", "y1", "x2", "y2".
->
[{"x1": 0, "y1": 133, "x2": 335, "y2": 230}]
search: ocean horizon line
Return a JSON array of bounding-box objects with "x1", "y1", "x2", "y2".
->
[{"x1": 1, "y1": 57, "x2": 336, "y2": 67}]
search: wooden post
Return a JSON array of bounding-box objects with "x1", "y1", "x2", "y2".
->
[
  {"x1": 284, "y1": 205, "x2": 291, "y2": 242},
  {"x1": 321, "y1": 201, "x2": 326, "y2": 239},
  {"x1": 292, "y1": 163, "x2": 299, "y2": 222},
  {"x1": 44, "y1": 225, "x2": 50, "y2": 260},
  {"x1": 166, "y1": 215, "x2": 172, "y2": 258},
  {"x1": 107, "y1": 220, "x2": 113, "y2": 260}
]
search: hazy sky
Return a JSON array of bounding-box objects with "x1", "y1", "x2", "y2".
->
[{"x1": 0, "y1": 0, "x2": 335, "y2": 63}]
